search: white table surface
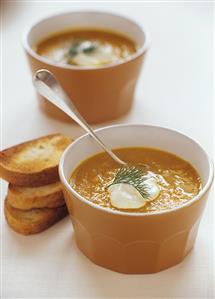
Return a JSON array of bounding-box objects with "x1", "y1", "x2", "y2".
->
[{"x1": 1, "y1": 2, "x2": 214, "y2": 298}]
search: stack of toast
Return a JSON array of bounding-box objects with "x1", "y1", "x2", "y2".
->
[{"x1": 0, "y1": 134, "x2": 72, "y2": 235}]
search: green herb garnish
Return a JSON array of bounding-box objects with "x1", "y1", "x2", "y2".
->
[
  {"x1": 82, "y1": 44, "x2": 97, "y2": 54},
  {"x1": 68, "y1": 40, "x2": 97, "y2": 57},
  {"x1": 68, "y1": 47, "x2": 78, "y2": 56},
  {"x1": 107, "y1": 165, "x2": 150, "y2": 199},
  {"x1": 68, "y1": 40, "x2": 82, "y2": 57}
]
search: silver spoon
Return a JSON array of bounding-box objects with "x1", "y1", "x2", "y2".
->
[
  {"x1": 33, "y1": 69, "x2": 151, "y2": 203},
  {"x1": 33, "y1": 69, "x2": 126, "y2": 166}
]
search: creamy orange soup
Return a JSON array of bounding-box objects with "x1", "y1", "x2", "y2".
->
[
  {"x1": 70, "y1": 148, "x2": 202, "y2": 213},
  {"x1": 36, "y1": 29, "x2": 136, "y2": 67}
]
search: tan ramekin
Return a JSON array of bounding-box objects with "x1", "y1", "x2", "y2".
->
[
  {"x1": 23, "y1": 11, "x2": 150, "y2": 123},
  {"x1": 59, "y1": 124, "x2": 213, "y2": 274}
]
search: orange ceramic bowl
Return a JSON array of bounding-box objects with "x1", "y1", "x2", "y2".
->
[
  {"x1": 59, "y1": 124, "x2": 213, "y2": 274},
  {"x1": 23, "y1": 11, "x2": 150, "y2": 123}
]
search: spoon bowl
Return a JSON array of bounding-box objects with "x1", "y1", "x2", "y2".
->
[{"x1": 33, "y1": 69, "x2": 126, "y2": 166}]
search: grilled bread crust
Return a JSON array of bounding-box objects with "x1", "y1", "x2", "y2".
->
[
  {"x1": 7, "y1": 182, "x2": 65, "y2": 210},
  {"x1": 4, "y1": 199, "x2": 68, "y2": 235},
  {"x1": 0, "y1": 134, "x2": 72, "y2": 187}
]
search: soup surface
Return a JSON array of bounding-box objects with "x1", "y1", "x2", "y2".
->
[
  {"x1": 70, "y1": 148, "x2": 202, "y2": 213},
  {"x1": 36, "y1": 29, "x2": 137, "y2": 67}
]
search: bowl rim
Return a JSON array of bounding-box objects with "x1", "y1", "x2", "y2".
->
[
  {"x1": 22, "y1": 10, "x2": 150, "y2": 71},
  {"x1": 59, "y1": 123, "x2": 214, "y2": 217}
]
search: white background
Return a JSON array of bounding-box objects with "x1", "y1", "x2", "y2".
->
[{"x1": 1, "y1": 1, "x2": 214, "y2": 298}]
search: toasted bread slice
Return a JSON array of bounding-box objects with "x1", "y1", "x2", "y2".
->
[
  {"x1": 7, "y1": 182, "x2": 65, "y2": 210},
  {"x1": 0, "y1": 134, "x2": 72, "y2": 187},
  {"x1": 4, "y1": 199, "x2": 68, "y2": 235}
]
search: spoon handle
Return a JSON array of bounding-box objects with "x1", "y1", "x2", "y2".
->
[{"x1": 33, "y1": 69, "x2": 125, "y2": 166}]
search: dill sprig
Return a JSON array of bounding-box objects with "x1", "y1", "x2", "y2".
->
[
  {"x1": 68, "y1": 40, "x2": 97, "y2": 57},
  {"x1": 107, "y1": 165, "x2": 150, "y2": 199}
]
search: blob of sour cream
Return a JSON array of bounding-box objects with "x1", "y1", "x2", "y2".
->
[
  {"x1": 71, "y1": 45, "x2": 119, "y2": 67},
  {"x1": 108, "y1": 178, "x2": 160, "y2": 210}
]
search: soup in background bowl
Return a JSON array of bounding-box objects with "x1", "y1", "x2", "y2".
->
[
  {"x1": 23, "y1": 11, "x2": 149, "y2": 123},
  {"x1": 59, "y1": 124, "x2": 213, "y2": 274},
  {"x1": 36, "y1": 29, "x2": 137, "y2": 67}
]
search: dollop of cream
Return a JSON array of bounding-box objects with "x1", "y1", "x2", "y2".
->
[
  {"x1": 71, "y1": 45, "x2": 119, "y2": 67},
  {"x1": 108, "y1": 178, "x2": 160, "y2": 210},
  {"x1": 143, "y1": 178, "x2": 161, "y2": 201}
]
